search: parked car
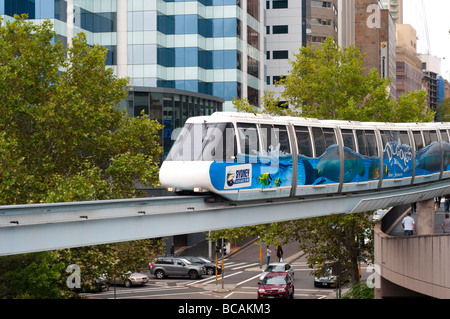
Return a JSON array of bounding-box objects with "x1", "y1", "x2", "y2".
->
[
  {"x1": 111, "y1": 271, "x2": 149, "y2": 287},
  {"x1": 149, "y1": 256, "x2": 206, "y2": 279},
  {"x1": 257, "y1": 272, "x2": 294, "y2": 299},
  {"x1": 259, "y1": 262, "x2": 294, "y2": 281},
  {"x1": 80, "y1": 277, "x2": 110, "y2": 293},
  {"x1": 182, "y1": 256, "x2": 222, "y2": 275}
]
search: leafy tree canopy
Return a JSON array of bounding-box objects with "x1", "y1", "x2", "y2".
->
[{"x1": 0, "y1": 15, "x2": 164, "y2": 298}]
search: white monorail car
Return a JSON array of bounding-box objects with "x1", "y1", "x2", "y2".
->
[{"x1": 159, "y1": 112, "x2": 450, "y2": 201}]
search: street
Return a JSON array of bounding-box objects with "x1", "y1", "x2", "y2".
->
[{"x1": 83, "y1": 241, "x2": 371, "y2": 300}]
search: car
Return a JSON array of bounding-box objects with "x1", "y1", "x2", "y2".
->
[
  {"x1": 182, "y1": 256, "x2": 222, "y2": 275},
  {"x1": 149, "y1": 256, "x2": 206, "y2": 279},
  {"x1": 79, "y1": 276, "x2": 110, "y2": 293},
  {"x1": 257, "y1": 272, "x2": 294, "y2": 299},
  {"x1": 259, "y1": 262, "x2": 294, "y2": 281},
  {"x1": 111, "y1": 271, "x2": 149, "y2": 287},
  {"x1": 313, "y1": 264, "x2": 347, "y2": 288}
]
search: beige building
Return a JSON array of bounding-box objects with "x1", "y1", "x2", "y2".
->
[
  {"x1": 309, "y1": 0, "x2": 339, "y2": 45},
  {"x1": 395, "y1": 24, "x2": 423, "y2": 96},
  {"x1": 355, "y1": 0, "x2": 397, "y2": 99}
]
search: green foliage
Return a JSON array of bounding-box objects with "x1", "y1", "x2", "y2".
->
[
  {"x1": 0, "y1": 252, "x2": 65, "y2": 299},
  {"x1": 0, "y1": 16, "x2": 165, "y2": 298},
  {"x1": 437, "y1": 98, "x2": 450, "y2": 122},
  {"x1": 0, "y1": 16, "x2": 163, "y2": 205},
  {"x1": 342, "y1": 282, "x2": 374, "y2": 299}
]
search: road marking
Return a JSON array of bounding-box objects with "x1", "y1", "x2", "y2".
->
[
  {"x1": 187, "y1": 271, "x2": 244, "y2": 286},
  {"x1": 232, "y1": 262, "x2": 259, "y2": 270},
  {"x1": 236, "y1": 273, "x2": 261, "y2": 287}
]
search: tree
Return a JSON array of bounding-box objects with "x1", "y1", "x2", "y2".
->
[
  {"x1": 0, "y1": 16, "x2": 164, "y2": 298},
  {"x1": 436, "y1": 97, "x2": 450, "y2": 122},
  {"x1": 279, "y1": 38, "x2": 434, "y2": 122},
  {"x1": 215, "y1": 38, "x2": 434, "y2": 291}
]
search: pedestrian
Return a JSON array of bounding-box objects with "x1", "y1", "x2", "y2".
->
[
  {"x1": 276, "y1": 244, "x2": 283, "y2": 262},
  {"x1": 411, "y1": 202, "x2": 416, "y2": 213},
  {"x1": 441, "y1": 214, "x2": 450, "y2": 233},
  {"x1": 445, "y1": 195, "x2": 450, "y2": 213},
  {"x1": 266, "y1": 245, "x2": 271, "y2": 266},
  {"x1": 170, "y1": 243, "x2": 175, "y2": 256},
  {"x1": 402, "y1": 211, "x2": 416, "y2": 236}
]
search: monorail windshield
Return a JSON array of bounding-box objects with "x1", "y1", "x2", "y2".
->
[{"x1": 166, "y1": 122, "x2": 237, "y2": 161}]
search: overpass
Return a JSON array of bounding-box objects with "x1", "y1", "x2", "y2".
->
[
  {"x1": 1, "y1": 179, "x2": 450, "y2": 257},
  {"x1": 374, "y1": 200, "x2": 450, "y2": 298}
]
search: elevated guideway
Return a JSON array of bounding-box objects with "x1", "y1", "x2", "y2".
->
[{"x1": 1, "y1": 179, "x2": 450, "y2": 256}]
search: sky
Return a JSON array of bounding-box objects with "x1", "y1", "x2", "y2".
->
[{"x1": 403, "y1": 0, "x2": 450, "y2": 80}]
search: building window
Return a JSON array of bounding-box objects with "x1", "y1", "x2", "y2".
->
[
  {"x1": 247, "y1": 26, "x2": 259, "y2": 49},
  {"x1": 272, "y1": 0, "x2": 288, "y2": 9},
  {"x1": 272, "y1": 25, "x2": 288, "y2": 34},
  {"x1": 311, "y1": 1, "x2": 332, "y2": 8},
  {"x1": 248, "y1": 56, "x2": 259, "y2": 78},
  {"x1": 273, "y1": 75, "x2": 285, "y2": 84},
  {"x1": 272, "y1": 50, "x2": 288, "y2": 59},
  {"x1": 311, "y1": 18, "x2": 332, "y2": 26}
]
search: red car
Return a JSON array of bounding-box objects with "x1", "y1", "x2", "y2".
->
[{"x1": 257, "y1": 272, "x2": 295, "y2": 299}]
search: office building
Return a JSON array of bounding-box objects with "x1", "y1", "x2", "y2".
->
[
  {"x1": 265, "y1": 0, "x2": 355, "y2": 107},
  {"x1": 380, "y1": 0, "x2": 402, "y2": 24},
  {"x1": 0, "y1": 0, "x2": 267, "y2": 154}
]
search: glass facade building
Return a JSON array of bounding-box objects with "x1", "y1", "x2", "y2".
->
[
  {"x1": 0, "y1": 0, "x2": 264, "y2": 112},
  {"x1": 0, "y1": 0, "x2": 265, "y2": 154}
]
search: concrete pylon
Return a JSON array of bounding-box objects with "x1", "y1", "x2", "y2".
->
[{"x1": 417, "y1": 199, "x2": 435, "y2": 235}]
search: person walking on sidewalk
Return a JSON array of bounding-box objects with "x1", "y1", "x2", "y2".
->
[
  {"x1": 266, "y1": 245, "x2": 271, "y2": 266},
  {"x1": 402, "y1": 211, "x2": 416, "y2": 236},
  {"x1": 276, "y1": 244, "x2": 283, "y2": 262},
  {"x1": 441, "y1": 214, "x2": 450, "y2": 233}
]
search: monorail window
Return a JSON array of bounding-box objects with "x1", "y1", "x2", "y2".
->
[
  {"x1": 381, "y1": 130, "x2": 410, "y2": 149},
  {"x1": 441, "y1": 130, "x2": 450, "y2": 143},
  {"x1": 430, "y1": 130, "x2": 438, "y2": 143},
  {"x1": 295, "y1": 126, "x2": 313, "y2": 157},
  {"x1": 260, "y1": 124, "x2": 291, "y2": 154},
  {"x1": 413, "y1": 131, "x2": 424, "y2": 151},
  {"x1": 275, "y1": 125, "x2": 291, "y2": 154},
  {"x1": 341, "y1": 129, "x2": 356, "y2": 151},
  {"x1": 423, "y1": 130, "x2": 432, "y2": 146},
  {"x1": 356, "y1": 130, "x2": 367, "y2": 155},
  {"x1": 237, "y1": 122, "x2": 260, "y2": 156},
  {"x1": 312, "y1": 127, "x2": 326, "y2": 156},
  {"x1": 166, "y1": 122, "x2": 237, "y2": 161},
  {"x1": 323, "y1": 128, "x2": 337, "y2": 148},
  {"x1": 399, "y1": 131, "x2": 410, "y2": 146},
  {"x1": 365, "y1": 130, "x2": 378, "y2": 157}
]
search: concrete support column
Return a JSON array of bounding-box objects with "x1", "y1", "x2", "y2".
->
[
  {"x1": 66, "y1": 0, "x2": 74, "y2": 47},
  {"x1": 117, "y1": 0, "x2": 128, "y2": 79},
  {"x1": 417, "y1": 198, "x2": 435, "y2": 235}
]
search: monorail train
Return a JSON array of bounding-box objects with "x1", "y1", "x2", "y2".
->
[{"x1": 159, "y1": 112, "x2": 450, "y2": 201}]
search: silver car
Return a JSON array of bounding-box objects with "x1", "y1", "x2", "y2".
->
[
  {"x1": 258, "y1": 262, "x2": 294, "y2": 282},
  {"x1": 111, "y1": 271, "x2": 149, "y2": 287},
  {"x1": 149, "y1": 256, "x2": 206, "y2": 279}
]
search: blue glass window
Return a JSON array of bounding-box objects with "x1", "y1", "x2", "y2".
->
[{"x1": 5, "y1": 0, "x2": 35, "y2": 18}]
